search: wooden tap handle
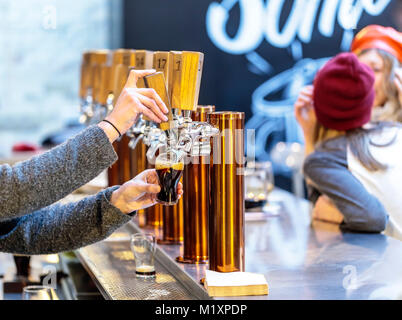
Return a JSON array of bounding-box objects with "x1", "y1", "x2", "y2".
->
[
  {"x1": 97, "y1": 64, "x2": 113, "y2": 105},
  {"x1": 142, "y1": 52, "x2": 171, "y2": 122},
  {"x1": 132, "y1": 51, "x2": 154, "y2": 121},
  {"x1": 143, "y1": 72, "x2": 172, "y2": 131},
  {"x1": 169, "y1": 51, "x2": 183, "y2": 111},
  {"x1": 112, "y1": 64, "x2": 130, "y2": 105},
  {"x1": 180, "y1": 51, "x2": 204, "y2": 112},
  {"x1": 153, "y1": 51, "x2": 171, "y2": 83},
  {"x1": 135, "y1": 50, "x2": 154, "y2": 69},
  {"x1": 83, "y1": 50, "x2": 110, "y2": 100},
  {"x1": 112, "y1": 49, "x2": 136, "y2": 67},
  {"x1": 79, "y1": 52, "x2": 92, "y2": 99}
]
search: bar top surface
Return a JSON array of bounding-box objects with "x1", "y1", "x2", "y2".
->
[{"x1": 77, "y1": 189, "x2": 402, "y2": 300}]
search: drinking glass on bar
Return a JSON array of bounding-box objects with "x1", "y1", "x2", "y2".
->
[
  {"x1": 22, "y1": 286, "x2": 54, "y2": 300},
  {"x1": 130, "y1": 233, "x2": 156, "y2": 278},
  {"x1": 155, "y1": 152, "x2": 184, "y2": 206},
  {"x1": 245, "y1": 161, "x2": 275, "y2": 210}
]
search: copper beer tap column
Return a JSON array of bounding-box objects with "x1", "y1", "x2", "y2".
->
[
  {"x1": 145, "y1": 201, "x2": 164, "y2": 227},
  {"x1": 126, "y1": 50, "x2": 153, "y2": 226},
  {"x1": 106, "y1": 49, "x2": 136, "y2": 187},
  {"x1": 157, "y1": 196, "x2": 184, "y2": 244},
  {"x1": 142, "y1": 71, "x2": 173, "y2": 228},
  {"x1": 113, "y1": 50, "x2": 137, "y2": 185},
  {"x1": 208, "y1": 112, "x2": 246, "y2": 273},
  {"x1": 176, "y1": 105, "x2": 215, "y2": 264},
  {"x1": 156, "y1": 52, "x2": 204, "y2": 245}
]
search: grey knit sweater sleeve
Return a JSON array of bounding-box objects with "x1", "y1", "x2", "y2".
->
[
  {"x1": 303, "y1": 136, "x2": 388, "y2": 233},
  {"x1": 0, "y1": 125, "x2": 134, "y2": 255},
  {"x1": 0, "y1": 125, "x2": 117, "y2": 220},
  {"x1": 0, "y1": 187, "x2": 131, "y2": 255}
]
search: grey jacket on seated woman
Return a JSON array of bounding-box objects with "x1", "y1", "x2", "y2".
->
[{"x1": 0, "y1": 69, "x2": 176, "y2": 255}]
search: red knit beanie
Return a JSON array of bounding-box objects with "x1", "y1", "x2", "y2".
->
[{"x1": 313, "y1": 52, "x2": 375, "y2": 131}]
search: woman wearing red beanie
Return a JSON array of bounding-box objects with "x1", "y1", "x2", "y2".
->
[
  {"x1": 296, "y1": 52, "x2": 402, "y2": 239},
  {"x1": 351, "y1": 25, "x2": 402, "y2": 122}
]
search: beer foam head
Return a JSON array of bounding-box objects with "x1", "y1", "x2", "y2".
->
[{"x1": 156, "y1": 161, "x2": 184, "y2": 171}]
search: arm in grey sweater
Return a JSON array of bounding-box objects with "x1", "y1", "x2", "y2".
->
[
  {"x1": 0, "y1": 125, "x2": 117, "y2": 220},
  {"x1": 303, "y1": 137, "x2": 388, "y2": 233},
  {"x1": 0, "y1": 187, "x2": 132, "y2": 255}
]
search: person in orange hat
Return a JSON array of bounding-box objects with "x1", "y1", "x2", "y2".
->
[
  {"x1": 351, "y1": 25, "x2": 402, "y2": 122},
  {"x1": 295, "y1": 25, "x2": 402, "y2": 230},
  {"x1": 296, "y1": 53, "x2": 402, "y2": 239}
]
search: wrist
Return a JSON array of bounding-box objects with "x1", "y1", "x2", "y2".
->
[
  {"x1": 110, "y1": 188, "x2": 131, "y2": 215},
  {"x1": 98, "y1": 121, "x2": 120, "y2": 144}
]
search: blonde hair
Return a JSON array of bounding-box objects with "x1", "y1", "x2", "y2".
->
[
  {"x1": 363, "y1": 49, "x2": 402, "y2": 122},
  {"x1": 313, "y1": 121, "x2": 399, "y2": 172}
]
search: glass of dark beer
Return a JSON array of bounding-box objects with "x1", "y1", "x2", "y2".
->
[{"x1": 155, "y1": 152, "x2": 184, "y2": 206}]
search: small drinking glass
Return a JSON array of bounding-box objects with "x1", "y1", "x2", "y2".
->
[
  {"x1": 22, "y1": 286, "x2": 54, "y2": 300},
  {"x1": 245, "y1": 161, "x2": 275, "y2": 210},
  {"x1": 155, "y1": 152, "x2": 184, "y2": 206},
  {"x1": 130, "y1": 233, "x2": 157, "y2": 278}
]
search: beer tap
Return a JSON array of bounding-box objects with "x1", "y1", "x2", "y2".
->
[
  {"x1": 137, "y1": 51, "x2": 219, "y2": 162},
  {"x1": 79, "y1": 52, "x2": 92, "y2": 124},
  {"x1": 135, "y1": 51, "x2": 172, "y2": 162},
  {"x1": 142, "y1": 72, "x2": 175, "y2": 162},
  {"x1": 173, "y1": 52, "x2": 219, "y2": 158},
  {"x1": 93, "y1": 63, "x2": 114, "y2": 123},
  {"x1": 79, "y1": 50, "x2": 110, "y2": 125},
  {"x1": 126, "y1": 51, "x2": 161, "y2": 154}
]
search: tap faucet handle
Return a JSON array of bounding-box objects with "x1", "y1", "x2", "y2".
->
[
  {"x1": 180, "y1": 52, "x2": 204, "y2": 114},
  {"x1": 141, "y1": 51, "x2": 171, "y2": 122},
  {"x1": 96, "y1": 64, "x2": 113, "y2": 114},
  {"x1": 79, "y1": 51, "x2": 110, "y2": 120},
  {"x1": 143, "y1": 72, "x2": 173, "y2": 132},
  {"x1": 168, "y1": 51, "x2": 183, "y2": 114},
  {"x1": 112, "y1": 63, "x2": 130, "y2": 106},
  {"x1": 153, "y1": 51, "x2": 171, "y2": 82},
  {"x1": 131, "y1": 50, "x2": 154, "y2": 90},
  {"x1": 111, "y1": 49, "x2": 136, "y2": 105},
  {"x1": 79, "y1": 52, "x2": 92, "y2": 103},
  {"x1": 134, "y1": 50, "x2": 154, "y2": 69}
]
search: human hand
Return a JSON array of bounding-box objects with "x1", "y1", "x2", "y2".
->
[
  {"x1": 294, "y1": 86, "x2": 317, "y2": 139},
  {"x1": 312, "y1": 195, "x2": 344, "y2": 225},
  {"x1": 99, "y1": 69, "x2": 169, "y2": 142},
  {"x1": 110, "y1": 169, "x2": 183, "y2": 214},
  {"x1": 294, "y1": 85, "x2": 317, "y2": 156}
]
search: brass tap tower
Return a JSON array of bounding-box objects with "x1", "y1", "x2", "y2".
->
[
  {"x1": 136, "y1": 52, "x2": 219, "y2": 243},
  {"x1": 208, "y1": 112, "x2": 246, "y2": 273},
  {"x1": 177, "y1": 105, "x2": 215, "y2": 264}
]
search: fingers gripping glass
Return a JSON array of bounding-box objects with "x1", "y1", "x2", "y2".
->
[{"x1": 155, "y1": 152, "x2": 184, "y2": 206}]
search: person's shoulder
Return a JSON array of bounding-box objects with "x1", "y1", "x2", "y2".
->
[{"x1": 305, "y1": 136, "x2": 348, "y2": 166}]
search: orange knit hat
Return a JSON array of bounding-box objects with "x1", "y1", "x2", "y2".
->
[{"x1": 351, "y1": 25, "x2": 402, "y2": 63}]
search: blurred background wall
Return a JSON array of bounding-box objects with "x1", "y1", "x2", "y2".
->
[
  {"x1": 122, "y1": 0, "x2": 400, "y2": 190},
  {"x1": 0, "y1": 0, "x2": 122, "y2": 156},
  {"x1": 0, "y1": 0, "x2": 400, "y2": 190}
]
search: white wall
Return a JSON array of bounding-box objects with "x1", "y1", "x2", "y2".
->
[{"x1": 0, "y1": 0, "x2": 121, "y2": 156}]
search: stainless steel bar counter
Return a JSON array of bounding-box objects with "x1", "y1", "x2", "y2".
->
[{"x1": 76, "y1": 189, "x2": 402, "y2": 300}]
